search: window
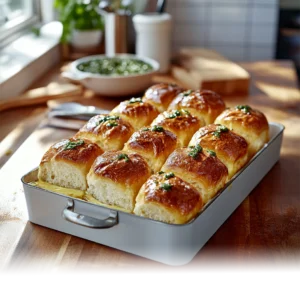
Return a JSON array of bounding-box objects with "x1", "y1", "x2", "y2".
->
[{"x1": 0, "y1": 0, "x2": 40, "y2": 47}]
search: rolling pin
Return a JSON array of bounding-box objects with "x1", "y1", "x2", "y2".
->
[{"x1": 0, "y1": 82, "x2": 83, "y2": 112}]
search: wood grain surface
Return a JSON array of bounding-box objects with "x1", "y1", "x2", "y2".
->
[{"x1": 0, "y1": 60, "x2": 300, "y2": 271}]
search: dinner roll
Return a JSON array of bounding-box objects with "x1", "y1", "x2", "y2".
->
[
  {"x1": 110, "y1": 97, "x2": 159, "y2": 131},
  {"x1": 189, "y1": 124, "x2": 248, "y2": 179},
  {"x1": 134, "y1": 172, "x2": 203, "y2": 224},
  {"x1": 161, "y1": 147, "x2": 228, "y2": 204},
  {"x1": 123, "y1": 125, "x2": 177, "y2": 173},
  {"x1": 214, "y1": 105, "x2": 269, "y2": 157},
  {"x1": 151, "y1": 109, "x2": 204, "y2": 147},
  {"x1": 74, "y1": 114, "x2": 134, "y2": 151},
  {"x1": 87, "y1": 151, "x2": 151, "y2": 211},
  {"x1": 168, "y1": 89, "x2": 226, "y2": 125},
  {"x1": 143, "y1": 83, "x2": 184, "y2": 112},
  {"x1": 38, "y1": 138, "x2": 103, "y2": 191}
]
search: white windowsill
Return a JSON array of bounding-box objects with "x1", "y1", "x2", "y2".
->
[{"x1": 0, "y1": 21, "x2": 62, "y2": 100}]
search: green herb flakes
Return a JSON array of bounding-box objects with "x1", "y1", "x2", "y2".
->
[
  {"x1": 182, "y1": 90, "x2": 193, "y2": 97},
  {"x1": 213, "y1": 125, "x2": 229, "y2": 138},
  {"x1": 164, "y1": 172, "x2": 175, "y2": 179},
  {"x1": 96, "y1": 115, "x2": 119, "y2": 126},
  {"x1": 166, "y1": 110, "x2": 181, "y2": 119},
  {"x1": 158, "y1": 171, "x2": 165, "y2": 175},
  {"x1": 207, "y1": 149, "x2": 216, "y2": 157},
  {"x1": 117, "y1": 153, "x2": 129, "y2": 162},
  {"x1": 160, "y1": 183, "x2": 172, "y2": 191},
  {"x1": 106, "y1": 122, "x2": 118, "y2": 128},
  {"x1": 188, "y1": 145, "x2": 202, "y2": 159},
  {"x1": 63, "y1": 140, "x2": 84, "y2": 150},
  {"x1": 129, "y1": 97, "x2": 143, "y2": 104},
  {"x1": 142, "y1": 128, "x2": 150, "y2": 131},
  {"x1": 151, "y1": 125, "x2": 164, "y2": 132},
  {"x1": 236, "y1": 105, "x2": 251, "y2": 114}
]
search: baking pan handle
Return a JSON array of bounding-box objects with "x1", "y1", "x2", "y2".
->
[{"x1": 62, "y1": 199, "x2": 118, "y2": 229}]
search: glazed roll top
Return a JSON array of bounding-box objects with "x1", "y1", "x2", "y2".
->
[
  {"x1": 38, "y1": 138, "x2": 103, "y2": 191},
  {"x1": 168, "y1": 89, "x2": 226, "y2": 125},
  {"x1": 110, "y1": 97, "x2": 159, "y2": 131},
  {"x1": 74, "y1": 114, "x2": 134, "y2": 151},
  {"x1": 87, "y1": 151, "x2": 151, "y2": 211},
  {"x1": 161, "y1": 147, "x2": 228, "y2": 204},
  {"x1": 214, "y1": 105, "x2": 269, "y2": 157},
  {"x1": 134, "y1": 172, "x2": 203, "y2": 224},
  {"x1": 123, "y1": 125, "x2": 177, "y2": 173},
  {"x1": 189, "y1": 124, "x2": 248, "y2": 179},
  {"x1": 142, "y1": 83, "x2": 184, "y2": 112},
  {"x1": 151, "y1": 109, "x2": 205, "y2": 147}
]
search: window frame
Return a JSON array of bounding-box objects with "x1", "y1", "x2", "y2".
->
[{"x1": 0, "y1": 0, "x2": 41, "y2": 48}]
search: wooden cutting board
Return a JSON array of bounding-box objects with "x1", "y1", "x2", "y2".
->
[{"x1": 171, "y1": 48, "x2": 250, "y2": 96}]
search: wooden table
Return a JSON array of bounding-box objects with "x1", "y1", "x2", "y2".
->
[{"x1": 0, "y1": 61, "x2": 300, "y2": 270}]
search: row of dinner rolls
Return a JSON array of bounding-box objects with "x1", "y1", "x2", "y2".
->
[{"x1": 38, "y1": 83, "x2": 269, "y2": 225}]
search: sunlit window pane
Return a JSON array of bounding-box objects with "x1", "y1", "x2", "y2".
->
[{"x1": 0, "y1": 0, "x2": 33, "y2": 27}]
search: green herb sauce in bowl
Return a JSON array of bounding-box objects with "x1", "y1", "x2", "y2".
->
[{"x1": 76, "y1": 57, "x2": 154, "y2": 76}]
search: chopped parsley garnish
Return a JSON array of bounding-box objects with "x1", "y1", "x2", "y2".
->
[
  {"x1": 207, "y1": 149, "x2": 216, "y2": 157},
  {"x1": 236, "y1": 105, "x2": 251, "y2": 114},
  {"x1": 164, "y1": 172, "x2": 175, "y2": 179},
  {"x1": 151, "y1": 125, "x2": 164, "y2": 132},
  {"x1": 142, "y1": 128, "x2": 150, "y2": 131},
  {"x1": 166, "y1": 110, "x2": 181, "y2": 119},
  {"x1": 96, "y1": 115, "x2": 119, "y2": 126},
  {"x1": 182, "y1": 109, "x2": 190, "y2": 115},
  {"x1": 182, "y1": 90, "x2": 193, "y2": 97},
  {"x1": 106, "y1": 122, "x2": 118, "y2": 128},
  {"x1": 213, "y1": 125, "x2": 229, "y2": 138},
  {"x1": 117, "y1": 153, "x2": 129, "y2": 162},
  {"x1": 160, "y1": 183, "x2": 172, "y2": 191},
  {"x1": 63, "y1": 140, "x2": 84, "y2": 150},
  {"x1": 129, "y1": 97, "x2": 143, "y2": 104},
  {"x1": 188, "y1": 145, "x2": 202, "y2": 159},
  {"x1": 158, "y1": 171, "x2": 165, "y2": 174}
]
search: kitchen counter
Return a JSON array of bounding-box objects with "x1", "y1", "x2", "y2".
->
[{"x1": 0, "y1": 60, "x2": 300, "y2": 270}]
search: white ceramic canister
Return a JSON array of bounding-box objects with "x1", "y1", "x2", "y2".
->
[{"x1": 133, "y1": 13, "x2": 172, "y2": 73}]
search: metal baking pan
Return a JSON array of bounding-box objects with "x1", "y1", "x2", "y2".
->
[{"x1": 21, "y1": 122, "x2": 284, "y2": 266}]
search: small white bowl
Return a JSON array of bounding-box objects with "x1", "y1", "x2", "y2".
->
[{"x1": 62, "y1": 54, "x2": 160, "y2": 97}]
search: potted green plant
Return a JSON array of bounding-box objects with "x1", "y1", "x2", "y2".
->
[{"x1": 54, "y1": 0, "x2": 104, "y2": 49}]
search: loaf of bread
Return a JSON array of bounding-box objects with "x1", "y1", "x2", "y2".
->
[
  {"x1": 38, "y1": 138, "x2": 103, "y2": 190},
  {"x1": 151, "y1": 109, "x2": 204, "y2": 147},
  {"x1": 86, "y1": 151, "x2": 151, "y2": 211},
  {"x1": 143, "y1": 83, "x2": 184, "y2": 112},
  {"x1": 134, "y1": 172, "x2": 202, "y2": 224},
  {"x1": 189, "y1": 124, "x2": 248, "y2": 179},
  {"x1": 74, "y1": 114, "x2": 134, "y2": 151},
  {"x1": 214, "y1": 105, "x2": 269, "y2": 157},
  {"x1": 110, "y1": 97, "x2": 159, "y2": 131},
  {"x1": 123, "y1": 125, "x2": 177, "y2": 173},
  {"x1": 168, "y1": 90, "x2": 226, "y2": 125},
  {"x1": 161, "y1": 147, "x2": 228, "y2": 204}
]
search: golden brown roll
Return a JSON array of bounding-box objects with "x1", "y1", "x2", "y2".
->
[
  {"x1": 134, "y1": 172, "x2": 203, "y2": 224},
  {"x1": 142, "y1": 83, "x2": 184, "y2": 112},
  {"x1": 38, "y1": 138, "x2": 103, "y2": 191},
  {"x1": 87, "y1": 151, "x2": 151, "y2": 211},
  {"x1": 214, "y1": 105, "x2": 269, "y2": 157},
  {"x1": 161, "y1": 147, "x2": 228, "y2": 204},
  {"x1": 74, "y1": 114, "x2": 134, "y2": 151},
  {"x1": 110, "y1": 97, "x2": 159, "y2": 131},
  {"x1": 189, "y1": 124, "x2": 248, "y2": 179},
  {"x1": 168, "y1": 89, "x2": 226, "y2": 125},
  {"x1": 123, "y1": 125, "x2": 177, "y2": 173},
  {"x1": 151, "y1": 109, "x2": 204, "y2": 147}
]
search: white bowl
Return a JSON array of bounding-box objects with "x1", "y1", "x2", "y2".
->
[{"x1": 62, "y1": 54, "x2": 160, "y2": 97}]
